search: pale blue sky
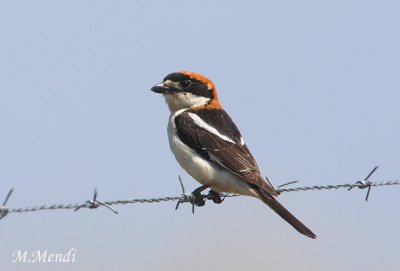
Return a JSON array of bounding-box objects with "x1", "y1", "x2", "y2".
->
[{"x1": 1, "y1": 1, "x2": 399, "y2": 270}]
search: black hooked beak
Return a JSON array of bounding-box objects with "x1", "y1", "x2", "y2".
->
[{"x1": 151, "y1": 82, "x2": 170, "y2": 94}]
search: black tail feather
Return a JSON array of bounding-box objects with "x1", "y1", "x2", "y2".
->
[{"x1": 257, "y1": 189, "x2": 316, "y2": 239}]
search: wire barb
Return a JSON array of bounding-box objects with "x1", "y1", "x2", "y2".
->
[
  {"x1": 276, "y1": 180, "x2": 299, "y2": 195},
  {"x1": 348, "y1": 166, "x2": 379, "y2": 201},
  {"x1": 75, "y1": 189, "x2": 118, "y2": 214},
  {"x1": 0, "y1": 188, "x2": 14, "y2": 220},
  {"x1": 175, "y1": 176, "x2": 196, "y2": 213}
]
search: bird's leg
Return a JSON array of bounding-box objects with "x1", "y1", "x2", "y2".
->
[
  {"x1": 191, "y1": 185, "x2": 208, "y2": 206},
  {"x1": 207, "y1": 190, "x2": 224, "y2": 204}
]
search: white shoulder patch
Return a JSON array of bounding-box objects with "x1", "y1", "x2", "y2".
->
[{"x1": 188, "y1": 112, "x2": 235, "y2": 143}]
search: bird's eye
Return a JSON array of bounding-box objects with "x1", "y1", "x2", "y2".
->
[{"x1": 180, "y1": 80, "x2": 191, "y2": 89}]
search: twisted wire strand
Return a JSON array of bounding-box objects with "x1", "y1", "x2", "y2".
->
[
  {"x1": 277, "y1": 180, "x2": 400, "y2": 193},
  {"x1": 104, "y1": 196, "x2": 182, "y2": 206},
  {"x1": 1, "y1": 179, "x2": 398, "y2": 217}
]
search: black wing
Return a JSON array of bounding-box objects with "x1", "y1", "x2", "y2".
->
[
  {"x1": 175, "y1": 109, "x2": 316, "y2": 238},
  {"x1": 175, "y1": 108, "x2": 276, "y2": 195}
]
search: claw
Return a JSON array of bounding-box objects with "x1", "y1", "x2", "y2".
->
[
  {"x1": 192, "y1": 190, "x2": 205, "y2": 206},
  {"x1": 208, "y1": 190, "x2": 224, "y2": 204},
  {"x1": 191, "y1": 185, "x2": 208, "y2": 207}
]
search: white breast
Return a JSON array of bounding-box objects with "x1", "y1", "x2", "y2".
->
[{"x1": 167, "y1": 110, "x2": 258, "y2": 197}]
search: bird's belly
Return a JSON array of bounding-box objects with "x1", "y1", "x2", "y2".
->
[{"x1": 167, "y1": 122, "x2": 257, "y2": 197}]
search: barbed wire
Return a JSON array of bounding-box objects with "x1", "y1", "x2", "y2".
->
[{"x1": 0, "y1": 166, "x2": 399, "y2": 220}]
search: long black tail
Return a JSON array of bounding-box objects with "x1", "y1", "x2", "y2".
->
[{"x1": 257, "y1": 188, "x2": 316, "y2": 239}]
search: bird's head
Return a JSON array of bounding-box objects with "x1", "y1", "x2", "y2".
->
[{"x1": 151, "y1": 71, "x2": 221, "y2": 113}]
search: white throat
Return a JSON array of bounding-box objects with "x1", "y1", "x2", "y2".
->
[{"x1": 164, "y1": 92, "x2": 210, "y2": 113}]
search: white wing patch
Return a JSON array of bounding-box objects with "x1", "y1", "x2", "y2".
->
[{"x1": 188, "y1": 112, "x2": 235, "y2": 143}]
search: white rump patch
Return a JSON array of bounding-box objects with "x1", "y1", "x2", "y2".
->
[{"x1": 188, "y1": 113, "x2": 235, "y2": 143}]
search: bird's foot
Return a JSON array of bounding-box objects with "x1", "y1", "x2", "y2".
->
[
  {"x1": 207, "y1": 190, "x2": 224, "y2": 204},
  {"x1": 191, "y1": 185, "x2": 208, "y2": 206},
  {"x1": 192, "y1": 190, "x2": 205, "y2": 206}
]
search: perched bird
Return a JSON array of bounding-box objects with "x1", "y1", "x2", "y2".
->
[{"x1": 151, "y1": 71, "x2": 316, "y2": 239}]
